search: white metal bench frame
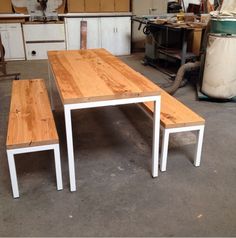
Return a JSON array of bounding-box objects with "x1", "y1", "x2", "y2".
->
[
  {"x1": 139, "y1": 105, "x2": 205, "y2": 171},
  {"x1": 7, "y1": 144, "x2": 63, "y2": 198},
  {"x1": 160, "y1": 124, "x2": 205, "y2": 172}
]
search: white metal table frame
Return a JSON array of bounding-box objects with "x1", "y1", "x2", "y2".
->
[{"x1": 64, "y1": 96, "x2": 161, "y2": 192}]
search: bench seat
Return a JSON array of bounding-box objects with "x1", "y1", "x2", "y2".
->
[
  {"x1": 141, "y1": 87, "x2": 205, "y2": 172},
  {"x1": 6, "y1": 79, "x2": 63, "y2": 198}
]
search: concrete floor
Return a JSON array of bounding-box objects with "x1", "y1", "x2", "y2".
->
[{"x1": 0, "y1": 54, "x2": 236, "y2": 237}]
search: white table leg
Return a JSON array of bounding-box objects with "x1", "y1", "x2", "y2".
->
[
  {"x1": 152, "y1": 96, "x2": 161, "y2": 177},
  {"x1": 64, "y1": 106, "x2": 76, "y2": 192},
  {"x1": 7, "y1": 150, "x2": 19, "y2": 198}
]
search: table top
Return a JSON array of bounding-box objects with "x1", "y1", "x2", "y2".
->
[{"x1": 48, "y1": 49, "x2": 161, "y2": 105}]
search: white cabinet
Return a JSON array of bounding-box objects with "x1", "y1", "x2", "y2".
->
[
  {"x1": 23, "y1": 23, "x2": 66, "y2": 60},
  {"x1": 0, "y1": 23, "x2": 25, "y2": 61},
  {"x1": 65, "y1": 16, "x2": 131, "y2": 56},
  {"x1": 100, "y1": 17, "x2": 131, "y2": 56}
]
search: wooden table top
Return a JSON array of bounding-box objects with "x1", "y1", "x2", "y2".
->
[{"x1": 48, "y1": 49, "x2": 161, "y2": 104}]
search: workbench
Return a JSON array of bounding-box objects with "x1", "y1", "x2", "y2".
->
[
  {"x1": 147, "y1": 22, "x2": 200, "y2": 65},
  {"x1": 133, "y1": 16, "x2": 206, "y2": 75}
]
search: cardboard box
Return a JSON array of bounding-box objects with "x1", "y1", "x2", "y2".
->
[
  {"x1": 0, "y1": 0, "x2": 13, "y2": 13},
  {"x1": 85, "y1": 0, "x2": 100, "y2": 12},
  {"x1": 115, "y1": 0, "x2": 130, "y2": 12},
  {"x1": 100, "y1": 0, "x2": 115, "y2": 12},
  {"x1": 188, "y1": 28, "x2": 203, "y2": 56},
  {"x1": 192, "y1": 28, "x2": 203, "y2": 56},
  {"x1": 12, "y1": 6, "x2": 28, "y2": 14},
  {"x1": 56, "y1": 0, "x2": 66, "y2": 14},
  {"x1": 67, "y1": 0, "x2": 85, "y2": 13},
  {"x1": 201, "y1": 14, "x2": 210, "y2": 24}
]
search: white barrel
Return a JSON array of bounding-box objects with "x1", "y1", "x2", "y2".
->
[{"x1": 202, "y1": 34, "x2": 236, "y2": 99}]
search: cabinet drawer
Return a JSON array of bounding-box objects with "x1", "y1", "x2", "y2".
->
[
  {"x1": 0, "y1": 23, "x2": 21, "y2": 30},
  {"x1": 25, "y1": 42, "x2": 66, "y2": 60},
  {"x1": 23, "y1": 24, "x2": 65, "y2": 42}
]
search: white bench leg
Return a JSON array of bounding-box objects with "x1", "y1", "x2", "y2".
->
[
  {"x1": 152, "y1": 96, "x2": 161, "y2": 177},
  {"x1": 194, "y1": 126, "x2": 205, "y2": 167},
  {"x1": 53, "y1": 144, "x2": 63, "y2": 190},
  {"x1": 48, "y1": 63, "x2": 55, "y2": 111},
  {"x1": 160, "y1": 129, "x2": 170, "y2": 172},
  {"x1": 7, "y1": 150, "x2": 19, "y2": 198}
]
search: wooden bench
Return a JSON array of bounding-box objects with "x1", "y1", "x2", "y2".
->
[
  {"x1": 6, "y1": 79, "x2": 63, "y2": 198},
  {"x1": 141, "y1": 87, "x2": 205, "y2": 172}
]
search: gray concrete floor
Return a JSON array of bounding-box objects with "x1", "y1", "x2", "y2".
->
[{"x1": 0, "y1": 54, "x2": 236, "y2": 237}]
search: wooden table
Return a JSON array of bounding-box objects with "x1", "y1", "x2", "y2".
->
[{"x1": 48, "y1": 49, "x2": 161, "y2": 192}]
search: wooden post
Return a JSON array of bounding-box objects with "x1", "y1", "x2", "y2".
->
[{"x1": 80, "y1": 21, "x2": 87, "y2": 50}]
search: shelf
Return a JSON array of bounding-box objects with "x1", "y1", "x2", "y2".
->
[
  {"x1": 158, "y1": 49, "x2": 196, "y2": 61},
  {"x1": 60, "y1": 12, "x2": 132, "y2": 17}
]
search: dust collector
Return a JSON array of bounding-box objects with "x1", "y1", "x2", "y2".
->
[{"x1": 201, "y1": 1, "x2": 236, "y2": 99}]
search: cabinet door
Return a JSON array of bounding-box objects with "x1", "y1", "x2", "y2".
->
[
  {"x1": 100, "y1": 17, "x2": 116, "y2": 54},
  {"x1": 65, "y1": 18, "x2": 81, "y2": 50},
  {"x1": 65, "y1": 17, "x2": 101, "y2": 50},
  {"x1": 0, "y1": 23, "x2": 25, "y2": 61},
  {"x1": 0, "y1": 26, "x2": 10, "y2": 59},
  {"x1": 114, "y1": 17, "x2": 131, "y2": 55},
  {"x1": 101, "y1": 17, "x2": 131, "y2": 56}
]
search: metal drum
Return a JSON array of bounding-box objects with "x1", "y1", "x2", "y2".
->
[
  {"x1": 202, "y1": 34, "x2": 236, "y2": 99},
  {"x1": 210, "y1": 18, "x2": 236, "y2": 35}
]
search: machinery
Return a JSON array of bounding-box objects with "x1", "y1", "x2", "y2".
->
[
  {"x1": 38, "y1": 0, "x2": 48, "y2": 15},
  {"x1": 201, "y1": 19, "x2": 236, "y2": 99},
  {"x1": 27, "y1": 0, "x2": 59, "y2": 22},
  {"x1": 133, "y1": 14, "x2": 200, "y2": 80}
]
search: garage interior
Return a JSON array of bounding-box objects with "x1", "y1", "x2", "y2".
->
[{"x1": 0, "y1": 0, "x2": 236, "y2": 237}]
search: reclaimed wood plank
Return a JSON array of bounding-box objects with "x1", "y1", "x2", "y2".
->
[
  {"x1": 6, "y1": 79, "x2": 58, "y2": 149},
  {"x1": 48, "y1": 49, "x2": 161, "y2": 104},
  {"x1": 142, "y1": 87, "x2": 205, "y2": 128}
]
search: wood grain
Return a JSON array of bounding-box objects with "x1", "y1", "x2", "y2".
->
[
  {"x1": 6, "y1": 79, "x2": 59, "y2": 149},
  {"x1": 142, "y1": 88, "x2": 205, "y2": 128},
  {"x1": 48, "y1": 49, "x2": 161, "y2": 104}
]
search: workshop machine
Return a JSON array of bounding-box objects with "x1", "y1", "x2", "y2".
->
[
  {"x1": 133, "y1": 14, "x2": 200, "y2": 82},
  {"x1": 201, "y1": 18, "x2": 236, "y2": 99},
  {"x1": 28, "y1": 0, "x2": 59, "y2": 22}
]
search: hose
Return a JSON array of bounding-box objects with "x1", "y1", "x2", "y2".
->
[{"x1": 165, "y1": 61, "x2": 201, "y2": 95}]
